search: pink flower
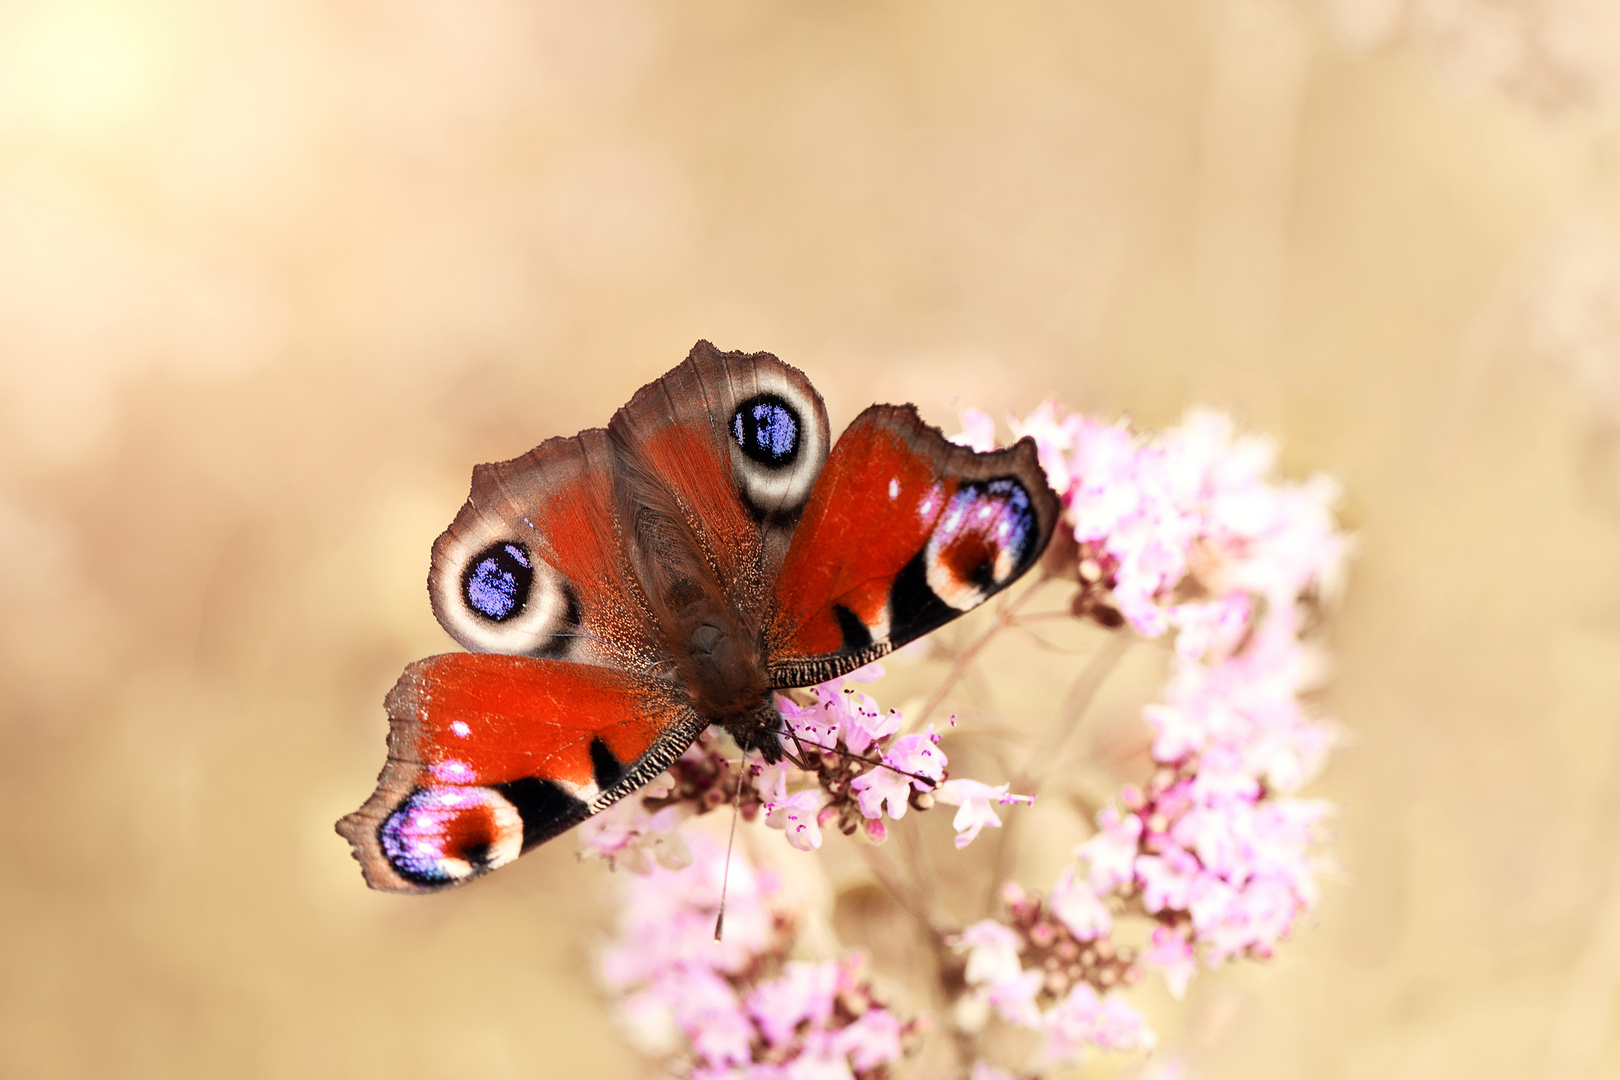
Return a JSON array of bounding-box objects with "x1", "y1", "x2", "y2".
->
[
  {"x1": 667, "y1": 967, "x2": 756, "y2": 1067},
  {"x1": 1049, "y1": 867, "x2": 1111, "y2": 941},
  {"x1": 1076, "y1": 806, "x2": 1143, "y2": 894},
  {"x1": 1009, "y1": 400, "x2": 1081, "y2": 494},
  {"x1": 1043, "y1": 983, "x2": 1156, "y2": 1060},
  {"x1": 837, "y1": 692, "x2": 902, "y2": 757},
  {"x1": 601, "y1": 831, "x2": 921, "y2": 1078},
  {"x1": 779, "y1": 693, "x2": 841, "y2": 752},
  {"x1": 777, "y1": 1043, "x2": 854, "y2": 1080},
  {"x1": 766, "y1": 790, "x2": 827, "y2": 851},
  {"x1": 1135, "y1": 844, "x2": 1200, "y2": 913},
  {"x1": 1093, "y1": 994, "x2": 1157, "y2": 1052},
  {"x1": 887, "y1": 728, "x2": 946, "y2": 781},
  {"x1": 953, "y1": 407, "x2": 999, "y2": 453},
  {"x1": 1193, "y1": 874, "x2": 1301, "y2": 963},
  {"x1": 986, "y1": 968, "x2": 1045, "y2": 1028},
  {"x1": 1168, "y1": 594, "x2": 1252, "y2": 662},
  {"x1": 1066, "y1": 416, "x2": 1141, "y2": 536},
  {"x1": 779, "y1": 676, "x2": 902, "y2": 759},
  {"x1": 954, "y1": 920, "x2": 1044, "y2": 1029},
  {"x1": 935, "y1": 778, "x2": 1035, "y2": 849},
  {"x1": 850, "y1": 764, "x2": 912, "y2": 821},
  {"x1": 832, "y1": 1006, "x2": 903, "y2": 1070},
  {"x1": 1143, "y1": 924, "x2": 1196, "y2": 999},
  {"x1": 850, "y1": 729, "x2": 944, "y2": 820},
  {"x1": 763, "y1": 768, "x2": 828, "y2": 852},
  {"x1": 955, "y1": 919, "x2": 1023, "y2": 986},
  {"x1": 579, "y1": 794, "x2": 692, "y2": 874},
  {"x1": 747, "y1": 961, "x2": 837, "y2": 1047},
  {"x1": 599, "y1": 831, "x2": 781, "y2": 991}
]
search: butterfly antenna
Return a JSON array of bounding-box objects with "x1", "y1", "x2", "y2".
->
[
  {"x1": 781, "y1": 722, "x2": 938, "y2": 788},
  {"x1": 713, "y1": 760, "x2": 745, "y2": 943}
]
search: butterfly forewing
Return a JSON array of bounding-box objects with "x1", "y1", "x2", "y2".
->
[{"x1": 609, "y1": 341, "x2": 831, "y2": 595}]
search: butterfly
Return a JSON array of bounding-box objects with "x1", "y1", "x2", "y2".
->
[{"x1": 336, "y1": 342, "x2": 1060, "y2": 892}]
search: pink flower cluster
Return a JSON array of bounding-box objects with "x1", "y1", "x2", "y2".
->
[
  {"x1": 964, "y1": 404, "x2": 1344, "y2": 639},
  {"x1": 771, "y1": 665, "x2": 953, "y2": 848},
  {"x1": 963, "y1": 403, "x2": 1346, "y2": 1002},
  {"x1": 600, "y1": 830, "x2": 925, "y2": 1079},
  {"x1": 591, "y1": 400, "x2": 1346, "y2": 1080},
  {"x1": 579, "y1": 731, "x2": 760, "y2": 873},
  {"x1": 951, "y1": 883, "x2": 1155, "y2": 1067},
  {"x1": 583, "y1": 664, "x2": 1030, "y2": 866}
]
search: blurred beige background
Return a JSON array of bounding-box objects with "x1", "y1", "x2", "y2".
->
[{"x1": 3, "y1": 0, "x2": 1620, "y2": 1077}]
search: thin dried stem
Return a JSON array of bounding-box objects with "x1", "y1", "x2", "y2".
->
[
  {"x1": 857, "y1": 841, "x2": 936, "y2": 935},
  {"x1": 915, "y1": 578, "x2": 1049, "y2": 726},
  {"x1": 1020, "y1": 631, "x2": 1134, "y2": 791},
  {"x1": 897, "y1": 812, "x2": 938, "y2": 924},
  {"x1": 983, "y1": 631, "x2": 1133, "y2": 912}
]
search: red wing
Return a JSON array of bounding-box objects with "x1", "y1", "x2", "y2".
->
[
  {"x1": 336, "y1": 654, "x2": 706, "y2": 893},
  {"x1": 765, "y1": 406, "x2": 1061, "y2": 687},
  {"x1": 432, "y1": 343, "x2": 832, "y2": 668},
  {"x1": 608, "y1": 341, "x2": 832, "y2": 611},
  {"x1": 429, "y1": 427, "x2": 664, "y2": 671}
]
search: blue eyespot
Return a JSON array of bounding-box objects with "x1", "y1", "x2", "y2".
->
[
  {"x1": 463, "y1": 542, "x2": 533, "y2": 622},
  {"x1": 731, "y1": 394, "x2": 800, "y2": 468},
  {"x1": 380, "y1": 787, "x2": 521, "y2": 885},
  {"x1": 936, "y1": 478, "x2": 1037, "y2": 585},
  {"x1": 979, "y1": 478, "x2": 1036, "y2": 571}
]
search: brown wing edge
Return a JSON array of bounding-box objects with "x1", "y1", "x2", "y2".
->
[{"x1": 334, "y1": 659, "x2": 441, "y2": 894}]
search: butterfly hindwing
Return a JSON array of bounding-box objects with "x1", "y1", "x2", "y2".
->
[
  {"x1": 336, "y1": 653, "x2": 706, "y2": 893},
  {"x1": 765, "y1": 405, "x2": 1061, "y2": 687}
]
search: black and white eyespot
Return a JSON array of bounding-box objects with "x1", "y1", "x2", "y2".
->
[
  {"x1": 724, "y1": 375, "x2": 826, "y2": 516},
  {"x1": 430, "y1": 526, "x2": 576, "y2": 655},
  {"x1": 731, "y1": 394, "x2": 800, "y2": 467},
  {"x1": 463, "y1": 542, "x2": 532, "y2": 622}
]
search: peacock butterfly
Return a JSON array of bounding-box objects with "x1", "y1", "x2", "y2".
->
[{"x1": 337, "y1": 342, "x2": 1060, "y2": 892}]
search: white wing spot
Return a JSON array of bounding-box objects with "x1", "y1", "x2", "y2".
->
[{"x1": 888, "y1": 477, "x2": 899, "y2": 500}]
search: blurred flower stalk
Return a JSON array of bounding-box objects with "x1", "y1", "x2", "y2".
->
[{"x1": 588, "y1": 402, "x2": 1349, "y2": 1079}]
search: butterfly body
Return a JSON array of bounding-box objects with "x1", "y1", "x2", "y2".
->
[{"x1": 338, "y1": 342, "x2": 1059, "y2": 892}]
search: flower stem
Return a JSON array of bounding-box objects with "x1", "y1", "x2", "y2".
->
[
  {"x1": 984, "y1": 630, "x2": 1133, "y2": 911},
  {"x1": 1021, "y1": 630, "x2": 1134, "y2": 790},
  {"x1": 897, "y1": 813, "x2": 938, "y2": 923},
  {"x1": 857, "y1": 842, "x2": 936, "y2": 934},
  {"x1": 914, "y1": 578, "x2": 1048, "y2": 727}
]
